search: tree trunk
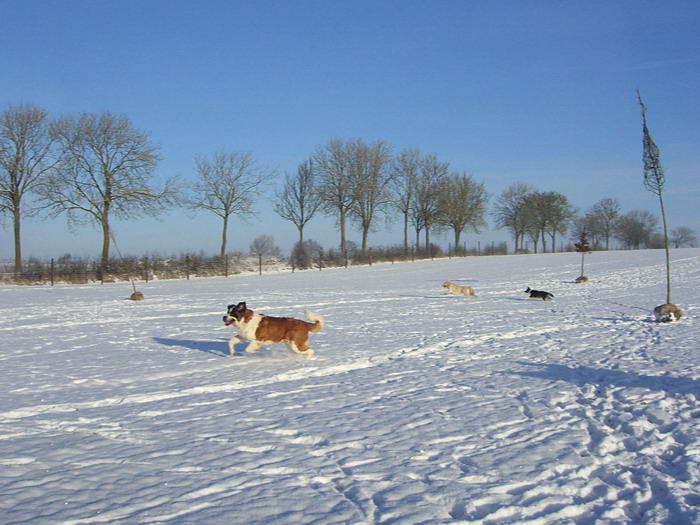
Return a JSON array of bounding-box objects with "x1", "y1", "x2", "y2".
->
[
  {"x1": 361, "y1": 226, "x2": 369, "y2": 255},
  {"x1": 220, "y1": 215, "x2": 229, "y2": 260},
  {"x1": 403, "y1": 212, "x2": 409, "y2": 255},
  {"x1": 540, "y1": 230, "x2": 547, "y2": 253},
  {"x1": 339, "y1": 209, "x2": 347, "y2": 254},
  {"x1": 454, "y1": 229, "x2": 462, "y2": 251},
  {"x1": 13, "y1": 203, "x2": 22, "y2": 273},
  {"x1": 658, "y1": 191, "x2": 672, "y2": 304},
  {"x1": 101, "y1": 214, "x2": 110, "y2": 274},
  {"x1": 101, "y1": 172, "x2": 113, "y2": 275}
]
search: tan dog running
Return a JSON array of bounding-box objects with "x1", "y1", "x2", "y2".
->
[
  {"x1": 223, "y1": 302, "x2": 324, "y2": 358},
  {"x1": 442, "y1": 281, "x2": 476, "y2": 297}
]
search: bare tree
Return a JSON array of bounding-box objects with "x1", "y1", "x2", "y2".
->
[
  {"x1": 492, "y1": 182, "x2": 535, "y2": 251},
  {"x1": 409, "y1": 200, "x2": 426, "y2": 249},
  {"x1": 39, "y1": 112, "x2": 177, "y2": 272},
  {"x1": 391, "y1": 148, "x2": 421, "y2": 254},
  {"x1": 572, "y1": 213, "x2": 602, "y2": 249},
  {"x1": 575, "y1": 230, "x2": 591, "y2": 279},
  {"x1": 250, "y1": 235, "x2": 282, "y2": 275},
  {"x1": 187, "y1": 151, "x2": 268, "y2": 260},
  {"x1": 670, "y1": 226, "x2": 697, "y2": 248},
  {"x1": 523, "y1": 191, "x2": 550, "y2": 252},
  {"x1": 250, "y1": 234, "x2": 281, "y2": 257},
  {"x1": 412, "y1": 154, "x2": 449, "y2": 250},
  {"x1": 349, "y1": 139, "x2": 393, "y2": 255},
  {"x1": 250, "y1": 234, "x2": 281, "y2": 274},
  {"x1": 518, "y1": 190, "x2": 574, "y2": 253},
  {"x1": 438, "y1": 172, "x2": 488, "y2": 250},
  {"x1": 290, "y1": 239, "x2": 322, "y2": 270},
  {"x1": 542, "y1": 191, "x2": 576, "y2": 252},
  {"x1": 638, "y1": 91, "x2": 674, "y2": 307},
  {"x1": 314, "y1": 138, "x2": 355, "y2": 254},
  {"x1": 614, "y1": 209, "x2": 658, "y2": 249},
  {"x1": 588, "y1": 198, "x2": 620, "y2": 250},
  {"x1": 0, "y1": 105, "x2": 58, "y2": 272},
  {"x1": 274, "y1": 158, "x2": 321, "y2": 244},
  {"x1": 570, "y1": 215, "x2": 588, "y2": 241}
]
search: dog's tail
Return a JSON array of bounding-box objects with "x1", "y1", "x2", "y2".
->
[{"x1": 305, "y1": 310, "x2": 324, "y2": 332}]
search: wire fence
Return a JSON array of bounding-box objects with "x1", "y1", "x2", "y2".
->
[
  {"x1": 0, "y1": 242, "x2": 511, "y2": 286},
  {"x1": 0, "y1": 253, "x2": 278, "y2": 286}
]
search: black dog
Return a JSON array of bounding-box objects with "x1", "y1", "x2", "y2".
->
[{"x1": 525, "y1": 287, "x2": 554, "y2": 301}]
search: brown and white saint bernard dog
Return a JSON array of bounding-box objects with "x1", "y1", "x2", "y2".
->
[{"x1": 223, "y1": 302, "x2": 324, "y2": 358}]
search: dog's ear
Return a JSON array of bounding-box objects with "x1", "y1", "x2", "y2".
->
[
  {"x1": 227, "y1": 304, "x2": 235, "y2": 311},
  {"x1": 236, "y1": 302, "x2": 246, "y2": 311}
]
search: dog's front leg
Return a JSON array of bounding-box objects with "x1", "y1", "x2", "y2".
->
[
  {"x1": 228, "y1": 336, "x2": 241, "y2": 356},
  {"x1": 245, "y1": 341, "x2": 261, "y2": 353}
]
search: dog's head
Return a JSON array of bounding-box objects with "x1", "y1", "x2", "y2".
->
[
  {"x1": 442, "y1": 281, "x2": 452, "y2": 288},
  {"x1": 524, "y1": 287, "x2": 532, "y2": 293},
  {"x1": 223, "y1": 301, "x2": 247, "y2": 326}
]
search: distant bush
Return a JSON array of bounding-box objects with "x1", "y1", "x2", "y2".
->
[{"x1": 290, "y1": 240, "x2": 323, "y2": 270}]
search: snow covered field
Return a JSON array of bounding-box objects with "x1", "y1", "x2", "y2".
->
[{"x1": 1, "y1": 248, "x2": 699, "y2": 524}]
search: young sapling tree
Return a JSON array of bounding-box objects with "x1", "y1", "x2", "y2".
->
[
  {"x1": 637, "y1": 90, "x2": 682, "y2": 322},
  {"x1": 574, "y1": 231, "x2": 591, "y2": 283}
]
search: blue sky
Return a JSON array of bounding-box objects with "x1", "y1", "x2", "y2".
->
[{"x1": 2, "y1": 0, "x2": 699, "y2": 259}]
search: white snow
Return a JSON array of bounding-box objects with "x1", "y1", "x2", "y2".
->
[{"x1": 1, "y1": 248, "x2": 699, "y2": 524}]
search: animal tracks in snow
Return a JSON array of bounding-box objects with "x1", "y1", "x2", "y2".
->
[{"x1": 1, "y1": 250, "x2": 699, "y2": 523}]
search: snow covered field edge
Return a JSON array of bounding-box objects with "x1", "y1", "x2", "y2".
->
[{"x1": 0, "y1": 249, "x2": 698, "y2": 524}]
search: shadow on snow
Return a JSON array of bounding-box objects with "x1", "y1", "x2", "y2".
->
[
  {"x1": 511, "y1": 361, "x2": 700, "y2": 397},
  {"x1": 153, "y1": 337, "x2": 229, "y2": 357}
]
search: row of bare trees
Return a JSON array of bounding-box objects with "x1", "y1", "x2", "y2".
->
[
  {"x1": 492, "y1": 183, "x2": 576, "y2": 253},
  {"x1": 575, "y1": 199, "x2": 695, "y2": 251},
  {"x1": 0, "y1": 106, "x2": 178, "y2": 273},
  {"x1": 1, "y1": 104, "x2": 696, "y2": 274},
  {"x1": 493, "y1": 183, "x2": 696, "y2": 254},
  {"x1": 276, "y1": 139, "x2": 488, "y2": 257},
  {"x1": 3, "y1": 105, "x2": 483, "y2": 274}
]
